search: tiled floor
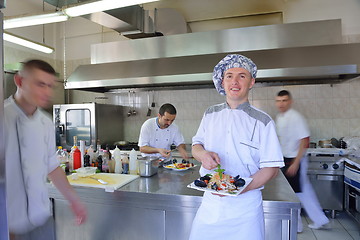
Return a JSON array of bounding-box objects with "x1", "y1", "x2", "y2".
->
[{"x1": 298, "y1": 211, "x2": 360, "y2": 240}]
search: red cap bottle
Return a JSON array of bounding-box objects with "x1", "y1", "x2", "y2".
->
[{"x1": 73, "y1": 147, "x2": 81, "y2": 170}]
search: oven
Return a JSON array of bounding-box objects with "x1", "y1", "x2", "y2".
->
[
  {"x1": 306, "y1": 150, "x2": 345, "y2": 218},
  {"x1": 53, "y1": 103, "x2": 124, "y2": 149}
]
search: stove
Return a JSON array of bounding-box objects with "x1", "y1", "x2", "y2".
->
[{"x1": 306, "y1": 149, "x2": 346, "y2": 217}]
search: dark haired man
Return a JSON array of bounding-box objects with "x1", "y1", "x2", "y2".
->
[
  {"x1": 4, "y1": 60, "x2": 87, "y2": 240},
  {"x1": 138, "y1": 103, "x2": 188, "y2": 159},
  {"x1": 275, "y1": 90, "x2": 329, "y2": 232}
]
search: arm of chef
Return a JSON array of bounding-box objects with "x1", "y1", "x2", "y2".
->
[
  {"x1": 243, "y1": 120, "x2": 284, "y2": 193},
  {"x1": 48, "y1": 167, "x2": 87, "y2": 225}
]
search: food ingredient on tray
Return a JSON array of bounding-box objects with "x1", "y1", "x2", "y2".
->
[{"x1": 193, "y1": 167, "x2": 246, "y2": 194}]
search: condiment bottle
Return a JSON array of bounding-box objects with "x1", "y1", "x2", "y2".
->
[
  {"x1": 122, "y1": 154, "x2": 129, "y2": 174},
  {"x1": 73, "y1": 147, "x2": 81, "y2": 170},
  {"x1": 113, "y1": 146, "x2": 123, "y2": 174},
  {"x1": 129, "y1": 148, "x2": 137, "y2": 175}
]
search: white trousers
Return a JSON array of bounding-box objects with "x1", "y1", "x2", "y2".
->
[{"x1": 297, "y1": 156, "x2": 329, "y2": 227}]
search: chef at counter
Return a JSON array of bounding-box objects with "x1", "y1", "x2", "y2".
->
[{"x1": 138, "y1": 103, "x2": 189, "y2": 159}]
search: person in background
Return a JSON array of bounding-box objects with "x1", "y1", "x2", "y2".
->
[
  {"x1": 275, "y1": 90, "x2": 330, "y2": 232},
  {"x1": 138, "y1": 103, "x2": 188, "y2": 160},
  {"x1": 4, "y1": 60, "x2": 87, "y2": 240},
  {"x1": 189, "y1": 54, "x2": 284, "y2": 240}
]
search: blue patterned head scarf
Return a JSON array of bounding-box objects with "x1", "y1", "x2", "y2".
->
[{"x1": 213, "y1": 54, "x2": 257, "y2": 95}]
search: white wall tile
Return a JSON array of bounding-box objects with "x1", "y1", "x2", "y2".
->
[
  {"x1": 315, "y1": 99, "x2": 333, "y2": 119},
  {"x1": 252, "y1": 87, "x2": 268, "y2": 100},
  {"x1": 332, "y1": 83, "x2": 350, "y2": 98},
  {"x1": 315, "y1": 84, "x2": 333, "y2": 99},
  {"x1": 299, "y1": 85, "x2": 316, "y2": 99},
  {"x1": 349, "y1": 79, "x2": 360, "y2": 98},
  {"x1": 332, "y1": 119, "x2": 350, "y2": 139},
  {"x1": 349, "y1": 119, "x2": 360, "y2": 136}
]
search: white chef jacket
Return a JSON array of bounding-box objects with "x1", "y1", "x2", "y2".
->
[
  {"x1": 4, "y1": 96, "x2": 59, "y2": 234},
  {"x1": 276, "y1": 108, "x2": 310, "y2": 158},
  {"x1": 138, "y1": 117, "x2": 185, "y2": 158},
  {"x1": 190, "y1": 102, "x2": 284, "y2": 240}
]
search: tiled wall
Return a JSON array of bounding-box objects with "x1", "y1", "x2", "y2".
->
[{"x1": 84, "y1": 79, "x2": 360, "y2": 144}]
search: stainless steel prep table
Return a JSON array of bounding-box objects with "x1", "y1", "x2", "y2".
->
[{"x1": 48, "y1": 167, "x2": 300, "y2": 240}]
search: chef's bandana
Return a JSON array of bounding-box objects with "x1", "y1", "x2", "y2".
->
[{"x1": 213, "y1": 54, "x2": 257, "y2": 95}]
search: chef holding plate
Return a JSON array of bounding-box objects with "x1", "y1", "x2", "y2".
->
[{"x1": 190, "y1": 54, "x2": 284, "y2": 240}]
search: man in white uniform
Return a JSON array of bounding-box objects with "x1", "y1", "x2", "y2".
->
[
  {"x1": 4, "y1": 60, "x2": 87, "y2": 240},
  {"x1": 190, "y1": 54, "x2": 284, "y2": 240},
  {"x1": 138, "y1": 103, "x2": 188, "y2": 159},
  {"x1": 275, "y1": 90, "x2": 329, "y2": 231}
]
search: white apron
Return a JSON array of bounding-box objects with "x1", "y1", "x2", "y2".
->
[{"x1": 189, "y1": 190, "x2": 264, "y2": 240}]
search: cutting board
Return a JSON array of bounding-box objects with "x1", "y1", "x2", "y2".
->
[{"x1": 67, "y1": 173, "x2": 139, "y2": 190}]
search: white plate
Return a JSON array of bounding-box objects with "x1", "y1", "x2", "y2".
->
[
  {"x1": 187, "y1": 177, "x2": 253, "y2": 196},
  {"x1": 164, "y1": 164, "x2": 197, "y2": 171}
]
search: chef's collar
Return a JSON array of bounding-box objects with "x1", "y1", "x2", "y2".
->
[
  {"x1": 10, "y1": 95, "x2": 40, "y2": 119},
  {"x1": 225, "y1": 101, "x2": 251, "y2": 110},
  {"x1": 155, "y1": 117, "x2": 161, "y2": 128}
]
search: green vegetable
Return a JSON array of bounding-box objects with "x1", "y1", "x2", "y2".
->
[
  {"x1": 214, "y1": 164, "x2": 225, "y2": 179},
  {"x1": 71, "y1": 170, "x2": 77, "y2": 173},
  {"x1": 96, "y1": 169, "x2": 101, "y2": 173}
]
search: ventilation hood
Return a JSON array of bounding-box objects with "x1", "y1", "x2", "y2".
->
[
  {"x1": 65, "y1": 19, "x2": 360, "y2": 92},
  {"x1": 45, "y1": 0, "x2": 189, "y2": 38}
]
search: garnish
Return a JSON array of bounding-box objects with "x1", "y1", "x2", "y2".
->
[{"x1": 214, "y1": 164, "x2": 225, "y2": 179}]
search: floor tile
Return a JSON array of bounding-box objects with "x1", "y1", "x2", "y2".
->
[
  {"x1": 312, "y1": 228, "x2": 354, "y2": 240},
  {"x1": 348, "y1": 230, "x2": 360, "y2": 240},
  {"x1": 337, "y1": 214, "x2": 360, "y2": 231},
  {"x1": 297, "y1": 228, "x2": 316, "y2": 240}
]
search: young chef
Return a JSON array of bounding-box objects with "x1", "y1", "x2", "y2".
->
[
  {"x1": 275, "y1": 90, "x2": 329, "y2": 231},
  {"x1": 189, "y1": 54, "x2": 284, "y2": 240},
  {"x1": 138, "y1": 103, "x2": 188, "y2": 159},
  {"x1": 4, "y1": 60, "x2": 87, "y2": 239}
]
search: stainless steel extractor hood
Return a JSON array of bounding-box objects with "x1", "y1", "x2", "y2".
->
[
  {"x1": 65, "y1": 19, "x2": 360, "y2": 92},
  {"x1": 45, "y1": 0, "x2": 189, "y2": 38}
]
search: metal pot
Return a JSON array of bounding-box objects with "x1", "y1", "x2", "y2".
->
[
  {"x1": 318, "y1": 140, "x2": 332, "y2": 148},
  {"x1": 137, "y1": 156, "x2": 160, "y2": 177}
]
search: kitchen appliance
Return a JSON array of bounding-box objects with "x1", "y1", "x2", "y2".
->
[
  {"x1": 53, "y1": 103, "x2": 124, "y2": 150},
  {"x1": 137, "y1": 156, "x2": 160, "y2": 177},
  {"x1": 344, "y1": 159, "x2": 360, "y2": 223},
  {"x1": 306, "y1": 149, "x2": 345, "y2": 218}
]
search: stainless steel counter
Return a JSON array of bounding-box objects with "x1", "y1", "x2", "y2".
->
[{"x1": 49, "y1": 166, "x2": 300, "y2": 240}]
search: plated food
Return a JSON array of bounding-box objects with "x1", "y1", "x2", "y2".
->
[
  {"x1": 164, "y1": 162, "x2": 196, "y2": 171},
  {"x1": 187, "y1": 165, "x2": 252, "y2": 196}
]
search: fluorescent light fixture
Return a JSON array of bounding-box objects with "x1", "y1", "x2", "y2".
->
[
  {"x1": 3, "y1": 32, "x2": 54, "y2": 54},
  {"x1": 64, "y1": 0, "x2": 159, "y2": 17},
  {"x1": 4, "y1": 11, "x2": 68, "y2": 29}
]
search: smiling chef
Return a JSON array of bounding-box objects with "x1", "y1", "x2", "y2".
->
[{"x1": 189, "y1": 54, "x2": 284, "y2": 240}]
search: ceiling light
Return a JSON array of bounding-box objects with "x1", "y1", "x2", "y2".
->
[
  {"x1": 64, "y1": 0, "x2": 159, "y2": 17},
  {"x1": 4, "y1": 11, "x2": 68, "y2": 29},
  {"x1": 3, "y1": 32, "x2": 54, "y2": 54}
]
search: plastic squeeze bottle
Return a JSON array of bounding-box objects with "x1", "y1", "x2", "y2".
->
[
  {"x1": 129, "y1": 148, "x2": 138, "y2": 175},
  {"x1": 73, "y1": 147, "x2": 81, "y2": 170},
  {"x1": 113, "y1": 146, "x2": 123, "y2": 174}
]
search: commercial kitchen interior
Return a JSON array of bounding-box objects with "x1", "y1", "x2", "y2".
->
[{"x1": 1, "y1": 0, "x2": 360, "y2": 239}]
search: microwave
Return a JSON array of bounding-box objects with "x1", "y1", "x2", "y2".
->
[{"x1": 53, "y1": 103, "x2": 124, "y2": 150}]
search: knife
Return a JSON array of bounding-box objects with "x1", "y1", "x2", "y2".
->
[{"x1": 89, "y1": 176, "x2": 108, "y2": 185}]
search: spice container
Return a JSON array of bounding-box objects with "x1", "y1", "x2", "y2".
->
[{"x1": 137, "y1": 157, "x2": 160, "y2": 177}]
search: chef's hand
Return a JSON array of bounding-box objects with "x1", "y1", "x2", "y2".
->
[
  {"x1": 158, "y1": 148, "x2": 171, "y2": 158},
  {"x1": 198, "y1": 151, "x2": 220, "y2": 170},
  {"x1": 70, "y1": 199, "x2": 87, "y2": 225},
  {"x1": 286, "y1": 163, "x2": 299, "y2": 177}
]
